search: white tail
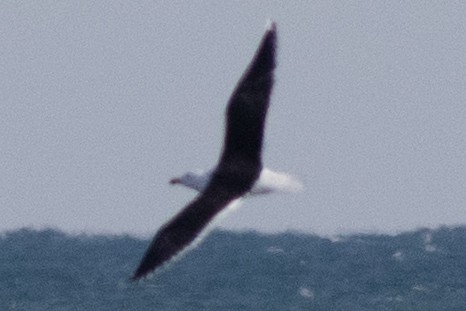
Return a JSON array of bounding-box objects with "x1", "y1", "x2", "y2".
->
[{"x1": 250, "y1": 168, "x2": 303, "y2": 195}]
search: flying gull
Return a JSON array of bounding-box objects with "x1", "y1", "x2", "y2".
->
[{"x1": 132, "y1": 21, "x2": 301, "y2": 280}]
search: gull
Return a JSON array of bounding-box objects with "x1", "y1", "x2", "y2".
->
[{"x1": 132, "y1": 21, "x2": 301, "y2": 280}]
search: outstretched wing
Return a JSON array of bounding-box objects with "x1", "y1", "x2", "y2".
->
[
  {"x1": 131, "y1": 184, "x2": 239, "y2": 280},
  {"x1": 219, "y1": 22, "x2": 276, "y2": 167}
]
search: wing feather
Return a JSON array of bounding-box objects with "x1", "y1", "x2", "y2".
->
[
  {"x1": 131, "y1": 184, "x2": 237, "y2": 280},
  {"x1": 219, "y1": 22, "x2": 276, "y2": 166}
]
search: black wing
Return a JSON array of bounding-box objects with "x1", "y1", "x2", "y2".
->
[
  {"x1": 132, "y1": 22, "x2": 277, "y2": 280},
  {"x1": 131, "y1": 184, "x2": 239, "y2": 280},
  {"x1": 219, "y1": 22, "x2": 276, "y2": 167}
]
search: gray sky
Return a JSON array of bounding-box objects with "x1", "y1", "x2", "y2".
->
[{"x1": 2, "y1": 1, "x2": 466, "y2": 236}]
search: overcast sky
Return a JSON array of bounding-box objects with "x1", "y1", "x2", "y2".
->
[{"x1": 2, "y1": 1, "x2": 466, "y2": 236}]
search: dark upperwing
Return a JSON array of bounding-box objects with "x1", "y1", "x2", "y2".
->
[
  {"x1": 219, "y1": 21, "x2": 276, "y2": 168},
  {"x1": 131, "y1": 185, "x2": 239, "y2": 280},
  {"x1": 131, "y1": 22, "x2": 277, "y2": 280}
]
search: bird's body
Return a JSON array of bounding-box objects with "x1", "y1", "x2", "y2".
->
[
  {"x1": 132, "y1": 21, "x2": 300, "y2": 280},
  {"x1": 170, "y1": 168, "x2": 303, "y2": 195}
]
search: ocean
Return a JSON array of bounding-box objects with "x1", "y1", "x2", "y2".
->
[{"x1": 1, "y1": 226, "x2": 466, "y2": 310}]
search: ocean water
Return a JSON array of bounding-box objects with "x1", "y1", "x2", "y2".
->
[{"x1": 1, "y1": 227, "x2": 466, "y2": 310}]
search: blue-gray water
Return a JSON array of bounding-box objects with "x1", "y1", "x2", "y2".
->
[{"x1": 2, "y1": 227, "x2": 466, "y2": 310}]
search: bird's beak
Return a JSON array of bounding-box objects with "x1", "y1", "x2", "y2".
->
[{"x1": 170, "y1": 177, "x2": 181, "y2": 185}]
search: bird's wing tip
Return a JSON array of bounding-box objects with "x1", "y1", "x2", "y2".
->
[
  {"x1": 130, "y1": 270, "x2": 154, "y2": 282},
  {"x1": 265, "y1": 19, "x2": 276, "y2": 32},
  {"x1": 130, "y1": 272, "x2": 142, "y2": 282}
]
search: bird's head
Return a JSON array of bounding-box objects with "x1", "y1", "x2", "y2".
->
[
  {"x1": 169, "y1": 170, "x2": 210, "y2": 193},
  {"x1": 169, "y1": 177, "x2": 182, "y2": 185}
]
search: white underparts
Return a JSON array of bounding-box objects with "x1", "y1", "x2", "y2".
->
[{"x1": 174, "y1": 168, "x2": 303, "y2": 196}]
